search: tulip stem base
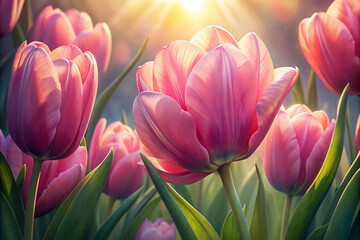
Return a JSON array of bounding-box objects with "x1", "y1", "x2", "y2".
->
[
  {"x1": 105, "y1": 197, "x2": 116, "y2": 220},
  {"x1": 345, "y1": 105, "x2": 355, "y2": 163},
  {"x1": 24, "y1": 158, "x2": 43, "y2": 240},
  {"x1": 281, "y1": 195, "x2": 293, "y2": 240},
  {"x1": 218, "y1": 163, "x2": 251, "y2": 240}
]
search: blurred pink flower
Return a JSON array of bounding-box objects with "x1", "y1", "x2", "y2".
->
[
  {"x1": 8, "y1": 42, "x2": 98, "y2": 160},
  {"x1": 135, "y1": 218, "x2": 176, "y2": 240},
  {"x1": 0, "y1": 0, "x2": 24, "y2": 37},
  {"x1": 133, "y1": 25, "x2": 299, "y2": 184},
  {"x1": 299, "y1": 0, "x2": 360, "y2": 95},
  {"x1": 89, "y1": 118, "x2": 143, "y2": 199},
  {"x1": 0, "y1": 130, "x2": 87, "y2": 217},
  {"x1": 259, "y1": 104, "x2": 335, "y2": 195},
  {"x1": 28, "y1": 6, "x2": 111, "y2": 73},
  {"x1": 355, "y1": 114, "x2": 360, "y2": 154}
]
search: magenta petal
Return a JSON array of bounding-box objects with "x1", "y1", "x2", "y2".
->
[
  {"x1": 133, "y1": 92, "x2": 211, "y2": 172},
  {"x1": 259, "y1": 111, "x2": 300, "y2": 194},
  {"x1": 136, "y1": 61, "x2": 155, "y2": 92},
  {"x1": 185, "y1": 44, "x2": 257, "y2": 161},
  {"x1": 153, "y1": 41, "x2": 206, "y2": 109},
  {"x1": 355, "y1": 115, "x2": 360, "y2": 154},
  {"x1": 246, "y1": 67, "x2": 298, "y2": 158},
  {"x1": 89, "y1": 118, "x2": 107, "y2": 170},
  {"x1": 0, "y1": 130, "x2": 7, "y2": 158},
  {"x1": 190, "y1": 25, "x2": 238, "y2": 52}
]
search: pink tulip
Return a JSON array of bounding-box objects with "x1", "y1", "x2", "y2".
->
[
  {"x1": 89, "y1": 118, "x2": 143, "y2": 199},
  {"x1": 133, "y1": 25, "x2": 298, "y2": 184},
  {"x1": 135, "y1": 218, "x2": 177, "y2": 240},
  {"x1": 355, "y1": 114, "x2": 360, "y2": 154},
  {"x1": 299, "y1": 0, "x2": 360, "y2": 95},
  {"x1": 28, "y1": 6, "x2": 111, "y2": 73},
  {"x1": 7, "y1": 41, "x2": 98, "y2": 160},
  {"x1": 259, "y1": 104, "x2": 335, "y2": 195},
  {"x1": 0, "y1": 130, "x2": 87, "y2": 217},
  {"x1": 0, "y1": 0, "x2": 24, "y2": 37}
]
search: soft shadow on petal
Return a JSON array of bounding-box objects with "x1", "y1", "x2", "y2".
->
[
  {"x1": 49, "y1": 45, "x2": 82, "y2": 61},
  {"x1": 65, "y1": 9, "x2": 93, "y2": 35},
  {"x1": 136, "y1": 61, "x2": 154, "y2": 92}
]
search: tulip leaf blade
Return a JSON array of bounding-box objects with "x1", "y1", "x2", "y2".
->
[
  {"x1": 0, "y1": 151, "x2": 24, "y2": 231},
  {"x1": 250, "y1": 164, "x2": 270, "y2": 240},
  {"x1": 349, "y1": 211, "x2": 360, "y2": 240},
  {"x1": 206, "y1": 186, "x2": 230, "y2": 234},
  {"x1": 44, "y1": 149, "x2": 113, "y2": 240},
  {"x1": 306, "y1": 224, "x2": 328, "y2": 240},
  {"x1": 291, "y1": 73, "x2": 305, "y2": 104},
  {"x1": 221, "y1": 210, "x2": 240, "y2": 240},
  {"x1": 0, "y1": 191, "x2": 23, "y2": 240},
  {"x1": 92, "y1": 188, "x2": 143, "y2": 240},
  {"x1": 324, "y1": 168, "x2": 360, "y2": 240},
  {"x1": 140, "y1": 153, "x2": 197, "y2": 240},
  {"x1": 284, "y1": 85, "x2": 349, "y2": 240},
  {"x1": 167, "y1": 183, "x2": 219, "y2": 240},
  {"x1": 171, "y1": 184, "x2": 195, "y2": 207},
  {"x1": 16, "y1": 164, "x2": 26, "y2": 192},
  {"x1": 306, "y1": 69, "x2": 318, "y2": 110}
]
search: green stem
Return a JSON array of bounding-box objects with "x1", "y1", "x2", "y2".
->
[
  {"x1": 281, "y1": 195, "x2": 293, "y2": 240},
  {"x1": 218, "y1": 163, "x2": 251, "y2": 240},
  {"x1": 12, "y1": 23, "x2": 25, "y2": 46},
  {"x1": 346, "y1": 105, "x2": 355, "y2": 163},
  {"x1": 24, "y1": 158, "x2": 43, "y2": 240},
  {"x1": 104, "y1": 197, "x2": 116, "y2": 220},
  {"x1": 121, "y1": 110, "x2": 128, "y2": 125},
  {"x1": 23, "y1": 0, "x2": 33, "y2": 33}
]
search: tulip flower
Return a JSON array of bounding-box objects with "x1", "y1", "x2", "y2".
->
[
  {"x1": 259, "y1": 104, "x2": 335, "y2": 195},
  {"x1": 28, "y1": 6, "x2": 111, "y2": 73},
  {"x1": 355, "y1": 114, "x2": 360, "y2": 154},
  {"x1": 0, "y1": 130, "x2": 87, "y2": 217},
  {"x1": 133, "y1": 25, "x2": 299, "y2": 184},
  {"x1": 0, "y1": 0, "x2": 24, "y2": 37},
  {"x1": 135, "y1": 218, "x2": 177, "y2": 240},
  {"x1": 299, "y1": 0, "x2": 360, "y2": 95},
  {"x1": 8, "y1": 41, "x2": 98, "y2": 161},
  {"x1": 89, "y1": 118, "x2": 143, "y2": 199}
]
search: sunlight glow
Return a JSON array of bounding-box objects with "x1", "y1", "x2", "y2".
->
[{"x1": 172, "y1": 0, "x2": 206, "y2": 13}]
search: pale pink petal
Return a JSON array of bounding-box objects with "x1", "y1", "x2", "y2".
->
[
  {"x1": 299, "y1": 13, "x2": 360, "y2": 95},
  {"x1": 246, "y1": 67, "x2": 299, "y2": 158},
  {"x1": 185, "y1": 44, "x2": 257, "y2": 162},
  {"x1": 153, "y1": 41, "x2": 206, "y2": 109},
  {"x1": 136, "y1": 61, "x2": 156, "y2": 92},
  {"x1": 28, "y1": 6, "x2": 54, "y2": 42},
  {"x1": 133, "y1": 92, "x2": 212, "y2": 172},
  {"x1": 259, "y1": 111, "x2": 300, "y2": 194},
  {"x1": 73, "y1": 23, "x2": 112, "y2": 73},
  {"x1": 311, "y1": 110, "x2": 330, "y2": 130},
  {"x1": 108, "y1": 151, "x2": 143, "y2": 199},
  {"x1": 49, "y1": 45, "x2": 82, "y2": 61},
  {"x1": 190, "y1": 25, "x2": 238, "y2": 52},
  {"x1": 286, "y1": 104, "x2": 312, "y2": 119},
  {"x1": 89, "y1": 118, "x2": 107, "y2": 170},
  {"x1": 355, "y1": 115, "x2": 360, "y2": 154},
  {"x1": 238, "y1": 32, "x2": 274, "y2": 100},
  {"x1": 8, "y1": 45, "x2": 61, "y2": 158},
  {"x1": 65, "y1": 9, "x2": 93, "y2": 35}
]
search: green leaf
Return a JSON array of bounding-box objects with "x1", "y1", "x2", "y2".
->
[
  {"x1": 44, "y1": 149, "x2": 113, "y2": 240},
  {"x1": 171, "y1": 184, "x2": 194, "y2": 207},
  {"x1": 323, "y1": 152, "x2": 360, "y2": 223},
  {"x1": 307, "y1": 224, "x2": 328, "y2": 240},
  {"x1": 349, "y1": 210, "x2": 360, "y2": 240},
  {"x1": 85, "y1": 36, "x2": 149, "y2": 143},
  {"x1": 221, "y1": 210, "x2": 240, "y2": 240},
  {"x1": 0, "y1": 152, "x2": 24, "y2": 230},
  {"x1": 206, "y1": 187, "x2": 230, "y2": 234},
  {"x1": 140, "y1": 153, "x2": 197, "y2": 240},
  {"x1": 324, "y1": 168, "x2": 360, "y2": 240},
  {"x1": 284, "y1": 85, "x2": 349, "y2": 240},
  {"x1": 0, "y1": 191, "x2": 23, "y2": 240},
  {"x1": 92, "y1": 188, "x2": 143, "y2": 240},
  {"x1": 250, "y1": 164, "x2": 270, "y2": 240},
  {"x1": 167, "y1": 184, "x2": 219, "y2": 240},
  {"x1": 80, "y1": 137, "x2": 86, "y2": 148},
  {"x1": 121, "y1": 197, "x2": 161, "y2": 239},
  {"x1": 306, "y1": 69, "x2": 318, "y2": 110},
  {"x1": 16, "y1": 165, "x2": 26, "y2": 192},
  {"x1": 291, "y1": 73, "x2": 304, "y2": 104}
]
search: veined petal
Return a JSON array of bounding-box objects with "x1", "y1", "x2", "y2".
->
[
  {"x1": 136, "y1": 61, "x2": 155, "y2": 92},
  {"x1": 133, "y1": 92, "x2": 212, "y2": 172},
  {"x1": 153, "y1": 40, "x2": 206, "y2": 109},
  {"x1": 185, "y1": 44, "x2": 257, "y2": 163},
  {"x1": 190, "y1": 25, "x2": 238, "y2": 52},
  {"x1": 49, "y1": 45, "x2": 82, "y2": 61}
]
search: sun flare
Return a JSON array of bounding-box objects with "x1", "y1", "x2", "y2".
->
[{"x1": 171, "y1": 0, "x2": 206, "y2": 13}]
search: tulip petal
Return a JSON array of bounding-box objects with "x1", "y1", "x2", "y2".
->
[
  {"x1": 238, "y1": 32, "x2": 274, "y2": 100},
  {"x1": 190, "y1": 25, "x2": 238, "y2": 52},
  {"x1": 153, "y1": 41, "x2": 206, "y2": 109},
  {"x1": 89, "y1": 118, "x2": 107, "y2": 170},
  {"x1": 0, "y1": 130, "x2": 7, "y2": 158},
  {"x1": 136, "y1": 61, "x2": 155, "y2": 92},
  {"x1": 133, "y1": 92, "x2": 212, "y2": 172},
  {"x1": 49, "y1": 45, "x2": 82, "y2": 61},
  {"x1": 185, "y1": 44, "x2": 257, "y2": 162},
  {"x1": 8, "y1": 46, "x2": 61, "y2": 158},
  {"x1": 299, "y1": 13, "x2": 360, "y2": 95},
  {"x1": 65, "y1": 9, "x2": 93, "y2": 35},
  {"x1": 108, "y1": 151, "x2": 143, "y2": 199},
  {"x1": 286, "y1": 104, "x2": 312, "y2": 119},
  {"x1": 355, "y1": 115, "x2": 360, "y2": 154},
  {"x1": 259, "y1": 111, "x2": 300, "y2": 194},
  {"x1": 311, "y1": 110, "x2": 330, "y2": 130},
  {"x1": 246, "y1": 67, "x2": 298, "y2": 158},
  {"x1": 73, "y1": 23, "x2": 112, "y2": 73}
]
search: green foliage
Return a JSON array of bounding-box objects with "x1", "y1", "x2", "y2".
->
[{"x1": 221, "y1": 210, "x2": 240, "y2": 240}]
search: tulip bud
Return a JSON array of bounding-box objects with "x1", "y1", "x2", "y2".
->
[
  {"x1": 0, "y1": 0, "x2": 24, "y2": 37},
  {"x1": 259, "y1": 104, "x2": 335, "y2": 195},
  {"x1": 7, "y1": 41, "x2": 98, "y2": 160},
  {"x1": 135, "y1": 218, "x2": 177, "y2": 240},
  {"x1": 0, "y1": 130, "x2": 87, "y2": 217},
  {"x1": 89, "y1": 118, "x2": 143, "y2": 199}
]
